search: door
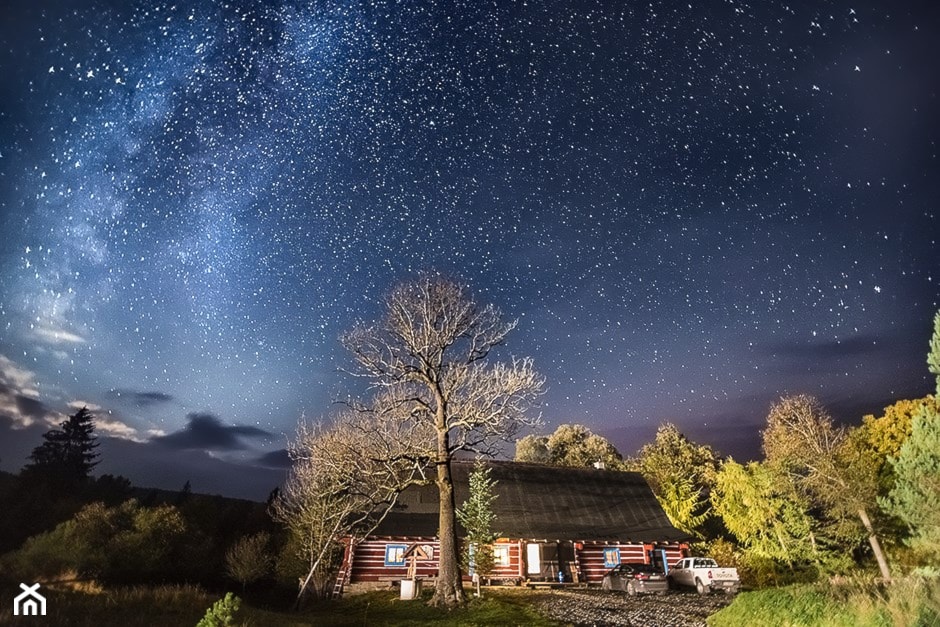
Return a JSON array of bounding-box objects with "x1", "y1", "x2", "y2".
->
[{"x1": 526, "y1": 543, "x2": 541, "y2": 576}]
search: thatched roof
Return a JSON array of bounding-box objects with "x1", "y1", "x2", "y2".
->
[{"x1": 372, "y1": 460, "x2": 690, "y2": 543}]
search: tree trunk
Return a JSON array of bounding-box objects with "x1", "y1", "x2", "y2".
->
[
  {"x1": 431, "y1": 424, "x2": 465, "y2": 607},
  {"x1": 295, "y1": 561, "x2": 318, "y2": 608},
  {"x1": 858, "y1": 508, "x2": 891, "y2": 582}
]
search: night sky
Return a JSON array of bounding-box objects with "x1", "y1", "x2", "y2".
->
[{"x1": 1, "y1": 0, "x2": 937, "y2": 500}]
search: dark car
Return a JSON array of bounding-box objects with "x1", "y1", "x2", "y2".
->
[{"x1": 601, "y1": 562, "x2": 669, "y2": 595}]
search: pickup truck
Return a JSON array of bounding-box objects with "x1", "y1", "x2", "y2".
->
[{"x1": 668, "y1": 557, "x2": 739, "y2": 595}]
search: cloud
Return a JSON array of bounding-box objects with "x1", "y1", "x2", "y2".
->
[
  {"x1": 0, "y1": 355, "x2": 59, "y2": 429},
  {"x1": 93, "y1": 416, "x2": 146, "y2": 442},
  {"x1": 16, "y1": 394, "x2": 52, "y2": 421},
  {"x1": 68, "y1": 400, "x2": 103, "y2": 412},
  {"x1": 61, "y1": 400, "x2": 144, "y2": 442},
  {"x1": 766, "y1": 335, "x2": 883, "y2": 361},
  {"x1": 0, "y1": 355, "x2": 41, "y2": 397},
  {"x1": 255, "y1": 448, "x2": 292, "y2": 469},
  {"x1": 32, "y1": 325, "x2": 87, "y2": 345},
  {"x1": 154, "y1": 412, "x2": 272, "y2": 451},
  {"x1": 107, "y1": 389, "x2": 175, "y2": 407},
  {"x1": 0, "y1": 419, "x2": 286, "y2": 501}
]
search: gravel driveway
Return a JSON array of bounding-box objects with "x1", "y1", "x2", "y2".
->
[{"x1": 531, "y1": 588, "x2": 734, "y2": 626}]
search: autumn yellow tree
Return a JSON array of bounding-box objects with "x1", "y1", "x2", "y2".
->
[
  {"x1": 712, "y1": 459, "x2": 816, "y2": 565},
  {"x1": 515, "y1": 423, "x2": 624, "y2": 469},
  {"x1": 762, "y1": 395, "x2": 890, "y2": 580},
  {"x1": 625, "y1": 423, "x2": 719, "y2": 538}
]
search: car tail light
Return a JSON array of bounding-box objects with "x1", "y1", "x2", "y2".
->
[{"x1": 707, "y1": 570, "x2": 713, "y2": 579}]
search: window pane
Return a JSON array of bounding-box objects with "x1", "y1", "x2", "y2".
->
[
  {"x1": 384, "y1": 544, "x2": 407, "y2": 566},
  {"x1": 603, "y1": 547, "x2": 621, "y2": 568}
]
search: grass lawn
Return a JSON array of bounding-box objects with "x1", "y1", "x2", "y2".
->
[
  {"x1": 0, "y1": 582, "x2": 559, "y2": 626},
  {"x1": 707, "y1": 576, "x2": 940, "y2": 627}
]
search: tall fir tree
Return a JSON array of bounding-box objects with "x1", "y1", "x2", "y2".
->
[
  {"x1": 24, "y1": 406, "x2": 100, "y2": 483},
  {"x1": 882, "y1": 312, "x2": 940, "y2": 563}
]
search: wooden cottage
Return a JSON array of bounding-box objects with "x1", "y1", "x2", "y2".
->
[{"x1": 336, "y1": 460, "x2": 690, "y2": 594}]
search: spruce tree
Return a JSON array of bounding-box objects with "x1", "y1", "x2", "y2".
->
[
  {"x1": 24, "y1": 406, "x2": 100, "y2": 483},
  {"x1": 456, "y1": 461, "x2": 499, "y2": 584},
  {"x1": 882, "y1": 312, "x2": 940, "y2": 563}
]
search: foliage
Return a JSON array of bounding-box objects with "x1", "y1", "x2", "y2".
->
[
  {"x1": 515, "y1": 424, "x2": 624, "y2": 469},
  {"x1": 514, "y1": 434, "x2": 552, "y2": 464},
  {"x1": 225, "y1": 532, "x2": 273, "y2": 590},
  {"x1": 270, "y1": 416, "x2": 423, "y2": 603},
  {"x1": 657, "y1": 475, "x2": 709, "y2": 538},
  {"x1": 196, "y1": 592, "x2": 241, "y2": 627},
  {"x1": 711, "y1": 459, "x2": 817, "y2": 565},
  {"x1": 0, "y1": 584, "x2": 242, "y2": 627},
  {"x1": 881, "y1": 312, "x2": 940, "y2": 566},
  {"x1": 929, "y1": 311, "x2": 940, "y2": 392},
  {"x1": 338, "y1": 274, "x2": 544, "y2": 607},
  {"x1": 626, "y1": 423, "x2": 718, "y2": 494},
  {"x1": 457, "y1": 460, "x2": 499, "y2": 581},
  {"x1": 6, "y1": 499, "x2": 188, "y2": 583},
  {"x1": 22, "y1": 406, "x2": 100, "y2": 486},
  {"x1": 762, "y1": 395, "x2": 890, "y2": 578},
  {"x1": 625, "y1": 423, "x2": 718, "y2": 537},
  {"x1": 853, "y1": 396, "x2": 938, "y2": 491}
]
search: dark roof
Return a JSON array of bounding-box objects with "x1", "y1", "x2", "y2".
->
[{"x1": 372, "y1": 460, "x2": 690, "y2": 543}]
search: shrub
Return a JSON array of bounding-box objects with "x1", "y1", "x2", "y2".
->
[
  {"x1": 6, "y1": 499, "x2": 189, "y2": 583},
  {"x1": 225, "y1": 532, "x2": 273, "y2": 590}
]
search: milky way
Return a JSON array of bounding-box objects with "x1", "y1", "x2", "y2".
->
[{"x1": 0, "y1": 0, "x2": 937, "y2": 491}]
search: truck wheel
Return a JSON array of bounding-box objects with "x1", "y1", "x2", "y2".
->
[
  {"x1": 626, "y1": 582, "x2": 637, "y2": 596},
  {"x1": 666, "y1": 576, "x2": 676, "y2": 590},
  {"x1": 695, "y1": 579, "x2": 707, "y2": 595}
]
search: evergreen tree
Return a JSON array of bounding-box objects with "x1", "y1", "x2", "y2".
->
[
  {"x1": 456, "y1": 461, "x2": 499, "y2": 584},
  {"x1": 24, "y1": 406, "x2": 100, "y2": 483},
  {"x1": 883, "y1": 312, "x2": 940, "y2": 563}
]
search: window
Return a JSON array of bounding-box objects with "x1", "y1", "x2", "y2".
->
[
  {"x1": 384, "y1": 544, "x2": 407, "y2": 567},
  {"x1": 603, "y1": 547, "x2": 621, "y2": 568},
  {"x1": 493, "y1": 544, "x2": 510, "y2": 566}
]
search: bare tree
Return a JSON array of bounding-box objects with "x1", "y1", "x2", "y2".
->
[
  {"x1": 271, "y1": 411, "x2": 427, "y2": 604},
  {"x1": 341, "y1": 275, "x2": 544, "y2": 607}
]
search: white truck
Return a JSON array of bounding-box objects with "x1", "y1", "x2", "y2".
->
[{"x1": 668, "y1": 557, "x2": 740, "y2": 595}]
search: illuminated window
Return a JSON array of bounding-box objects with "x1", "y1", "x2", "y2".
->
[
  {"x1": 603, "y1": 547, "x2": 621, "y2": 568},
  {"x1": 384, "y1": 544, "x2": 407, "y2": 567},
  {"x1": 493, "y1": 545, "x2": 510, "y2": 566}
]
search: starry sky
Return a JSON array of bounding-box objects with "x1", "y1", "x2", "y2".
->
[{"x1": 1, "y1": 0, "x2": 937, "y2": 500}]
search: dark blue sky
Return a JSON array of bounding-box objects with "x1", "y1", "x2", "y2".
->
[{"x1": 1, "y1": 0, "x2": 937, "y2": 500}]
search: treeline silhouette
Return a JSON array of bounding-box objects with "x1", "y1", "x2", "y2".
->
[{"x1": 0, "y1": 407, "x2": 282, "y2": 597}]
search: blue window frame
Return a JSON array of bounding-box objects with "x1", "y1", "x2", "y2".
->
[
  {"x1": 603, "y1": 547, "x2": 621, "y2": 568},
  {"x1": 384, "y1": 544, "x2": 407, "y2": 567}
]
